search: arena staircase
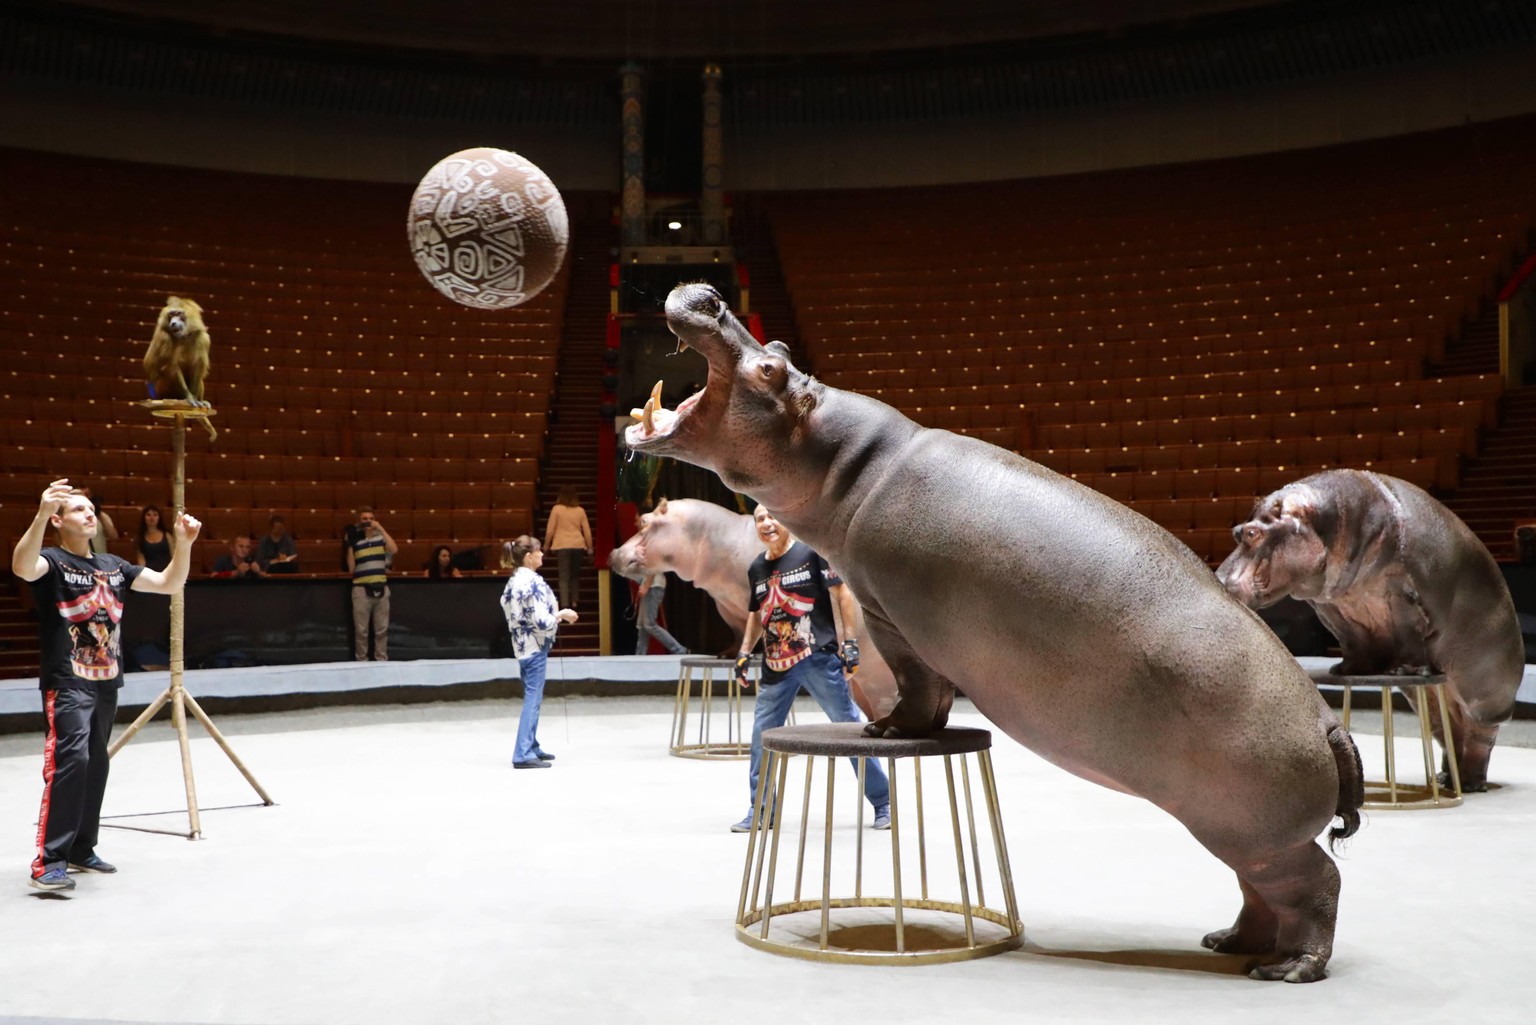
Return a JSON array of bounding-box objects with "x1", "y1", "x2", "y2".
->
[
  {"x1": 536, "y1": 205, "x2": 616, "y2": 654},
  {"x1": 732, "y1": 201, "x2": 807, "y2": 370}
]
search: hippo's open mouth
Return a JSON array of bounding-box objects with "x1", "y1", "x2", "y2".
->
[{"x1": 627, "y1": 378, "x2": 706, "y2": 446}]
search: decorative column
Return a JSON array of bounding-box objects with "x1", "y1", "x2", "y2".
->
[
  {"x1": 620, "y1": 62, "x2": 646, "y2": 248},
  {"x1": 701, "y1": 63, "x2": 725, "y2": 246}
]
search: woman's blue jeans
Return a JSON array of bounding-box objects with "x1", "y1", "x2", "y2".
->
[{"x1": 514, "y1": 643, "x2": 552, "y2": 763}]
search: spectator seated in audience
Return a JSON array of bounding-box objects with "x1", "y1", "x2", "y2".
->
[
  {"x1": 135, "y1": 504, "x2": 173, "y2": 572},
  {"x1": 211, "y1": 535, "x2": 266, "y2": 579},
  {"x1": 257, "y1": 514, "x2": 299, "y2": 574},
  {"x1": 425, "y1": 544, "x2": 462, "y2": 579}
]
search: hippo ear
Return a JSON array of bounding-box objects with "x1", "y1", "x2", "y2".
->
[
  {"x1": 765, "y1": 340, "x2": 792, "y2": 361},
  {"x1": 655, "y1": 497, "x2": 669, "y2": 516}
]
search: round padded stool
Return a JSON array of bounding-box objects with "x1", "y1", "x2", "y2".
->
[
  {"x1": 736, "y1": 723, "x2": 1022, "y2": 964},
  {"x1": 671, "y1": 655, "x2": 758, "y2": 759},
  {"x1": 1313, "y1": 670, "x2": 1463, "y2": 809}
]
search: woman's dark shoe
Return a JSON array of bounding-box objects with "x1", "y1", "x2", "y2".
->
[{"x1": 513, "y1": 760, "x2": 551, "y2": 769}]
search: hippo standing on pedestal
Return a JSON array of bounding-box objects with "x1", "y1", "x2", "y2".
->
[
  {"x1": 608, "y1": 497, "x2": 899, "y2": 720},
  {"x1": 626, "y1": 283, "x2": 1364, "y2": 983},
  {"x1": 1217, "y1": 469, "x2": 1525, "y2": 791}
]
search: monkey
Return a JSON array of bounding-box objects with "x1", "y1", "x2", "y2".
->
[{"x1": 143, "y1": 296, "x2": 211, "y2": 406}]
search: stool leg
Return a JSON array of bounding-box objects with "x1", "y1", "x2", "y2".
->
[
  {"x1": 759, "y1": 753, "x2": 792, "y2": 940},
  {"x1": 727, "y1": 669, "x2": 740, "y2": 752},
  {"x1": 1417, "y1": 689, "x2": 1439, "y2": 803},
  {"x1": 1381, "y1": 686, "x2": 1398, "y2": 804},
  {"x1": 698, "y1": 668, "x2": 711, "y2": 748},
  {"x1": 980, "y1": 749, "x2": 1021, "y2": 933},
  {"x1": 672, "y1": 666, "x2": 690, "y2": 752},
  {"x1": 1434, "y1": 684, "x2": 1463, "y2": 798},
  {"x1": 960, "y1": 754, "x2": 986, "y2": 909},
  {"x1": 888, "y1": 756, "x2": 906, "y2": 954},
  {"x1": 943, "y1": 754, "x2": 977, "y2": 948},
  {"x1": 915, "y1": 758, "x2": 929, "y2": 900},
  {"x1": 1341, "y1": 684, "x2": 1352, "y2": 729},
  {"x1": 820, "y1": 756, "x2": 836, "y2": 951},
  {"x1": 855, "y1": 756, "x2": 866, "y2": 899},
  {"x1": 741, "y1": 748, "x2": 775, "y2": 921}
]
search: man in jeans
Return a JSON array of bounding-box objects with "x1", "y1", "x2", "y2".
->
[
  {"x1": 345, "y1": 506, "x2": 398, "y2": 661},
  {"x1": 731, "y1": 504, "x2": 889, "y2": 832},
  {"x1": 634, "y1": 571, "x2": 688, "y2": 656}
]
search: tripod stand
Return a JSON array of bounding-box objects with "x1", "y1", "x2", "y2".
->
[{"x1": 107, "y1": 400, "x2": 273, "y2": 839}]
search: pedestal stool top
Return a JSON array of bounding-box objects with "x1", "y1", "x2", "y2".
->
[
  {"x1": 1306, "y1": 669, "x2": 1449, "y2": 688},
  {"x1": 762, "y1": 723, "x2": 992, "y2": 759},
  {"x1": 680, "y1": 654, "x2": 760, "y2": 670}
]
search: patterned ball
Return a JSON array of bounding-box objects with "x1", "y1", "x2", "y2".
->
[{"x1": 407, "y1": 147, "x2": 569, "y2": 310}]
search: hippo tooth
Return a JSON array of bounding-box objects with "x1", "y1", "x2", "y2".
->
[
  {"x1": 650, "y1": 379, "x2": 665, "y2": 409},
  {"x1": 642, "y1": 397, "x2": 656, "y2": 434}
]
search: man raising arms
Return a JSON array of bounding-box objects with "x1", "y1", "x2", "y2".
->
[{"x1": 12, "y1": 479, "x2": 201, "y2": 892}]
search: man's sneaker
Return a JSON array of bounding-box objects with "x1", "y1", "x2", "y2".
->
[
  {"x1": 29, "y1": 868, "x2": 75, "y2": 892},
  {"x1": 68, "y1": 855, "x2": 117, "y2": 874},
  {"x1": 872, "y1": 806, "x2": 892, "y2": 830},
  {"x1": 730, "y1": 813, "x2": 774, "y2": 833}
]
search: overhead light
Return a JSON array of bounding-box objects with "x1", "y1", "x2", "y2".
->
[{"x1": 667, "y1": 220, "x2": 682, "y2": 230}]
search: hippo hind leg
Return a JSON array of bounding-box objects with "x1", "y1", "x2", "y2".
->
[
  {"x1": 859, "y1": 618, "x2": 954, "y2": 738},
  {"x1": 1201, "y1": 878, "x2": 1278, "y2": 955},
  {"x1": 1219, "y1": 841, "x2": 1341, "y2": 983}
]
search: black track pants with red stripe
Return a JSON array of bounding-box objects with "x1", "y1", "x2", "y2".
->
[{"x1": 32, "y1": 686, "x2": 118, "y2": 879}]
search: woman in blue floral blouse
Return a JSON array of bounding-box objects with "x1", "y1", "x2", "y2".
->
[{"x1": 500, "y1": 535, "x2": 578, "y2": 768}]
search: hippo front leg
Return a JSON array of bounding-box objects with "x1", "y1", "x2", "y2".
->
[{"x1": 858, "y1": 616, "x2": 954, "y2": 738}]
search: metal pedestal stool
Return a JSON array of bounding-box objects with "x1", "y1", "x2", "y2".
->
[
  {"x1": 1314, "y1": 670, "x2": 1462, "y2": 809},
  {"x1": 670, "y1": 656, "x2": 756, "y2": 759},
  {"x1": 736, "y1": 723, "x2": 1022, "y2": 964}
]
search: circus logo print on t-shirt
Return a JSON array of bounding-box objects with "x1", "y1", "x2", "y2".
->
[
  {"x1": 55, "y1": 567, "x2": 126, "y2": 682},
  {"x1": 758, "y1": 568, "x2": 818, "y2": 673}
]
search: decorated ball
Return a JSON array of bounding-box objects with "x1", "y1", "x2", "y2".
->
[{"x1": 407, "y1": 147, "x2": 569, "y2": 309}]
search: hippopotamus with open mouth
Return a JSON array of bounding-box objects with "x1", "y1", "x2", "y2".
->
[
  {"x1": 1218, "y1": 469, "x2": 1524, "y2": 791},
  {"x1": 609, "y1": 497, "x2": 899, "y2": 719},
  {"x1": 625, "y1": 282, "x2": 1364, "y2": 983}
]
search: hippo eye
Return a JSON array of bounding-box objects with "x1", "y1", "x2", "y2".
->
[{"x1": 1242, "y1": 525, "x2": 1262, "y2": 545}]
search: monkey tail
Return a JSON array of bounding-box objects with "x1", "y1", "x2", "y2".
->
[{"x1": 1326, "y1": 718, "x2": 1365, "y2": 851}]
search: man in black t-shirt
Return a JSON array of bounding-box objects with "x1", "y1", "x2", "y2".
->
[
  {"x1": 11, "y1": 479, "x2": 201, "y2": 893},
  {"x1": 730, "y1": 504, "x2": 890, "y2": 832}
]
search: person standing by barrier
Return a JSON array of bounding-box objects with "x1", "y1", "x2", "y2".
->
[
  {"x1": 500, "y1": 536, "x2": 578, "y2": 769},
  {"x1": 12, "y1": 479, "x2": 200, "y2": 892},
  {"x1": 346, "y1": 506, "x2": 397, "y2": 661}
]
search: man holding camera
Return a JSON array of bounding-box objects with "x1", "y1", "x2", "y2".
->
[
  {"x1": 730, "y1": 504, "x2": 889, "y2": 833},
  {"x1": 346, "y1": 506, "x2": 398, "y2": 661}
]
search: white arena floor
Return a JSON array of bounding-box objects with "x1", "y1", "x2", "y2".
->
[{"x1": 1, "y1": 690, "x2": 1533, "y2": 1025}]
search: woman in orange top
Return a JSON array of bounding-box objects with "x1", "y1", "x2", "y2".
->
[{"x1": 543, "y1": 485, "x2": 593, "y2": 609}]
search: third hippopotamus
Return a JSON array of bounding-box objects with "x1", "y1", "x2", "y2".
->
[
  {"x1": 625, "y1": 282, "x2": 1364, "y2": 983},
  {"x1": 608, "y1": 497, "x2": 898, "y2": 720},
  {"x1": 1218, "y1": 468, "x2": 1525, "y2": 791}
]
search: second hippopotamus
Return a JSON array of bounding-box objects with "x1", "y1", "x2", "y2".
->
[
  {"x1": 1218, "y1": 469, "x2": 1524, "y2": 791},
  {"x1": 625, "y1": 282, "x2": 1363, "y2": 983}
]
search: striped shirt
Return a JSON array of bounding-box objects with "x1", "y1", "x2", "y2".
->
[{"x1": 351, "y1": 533, "x2": 389, "y2": 585}]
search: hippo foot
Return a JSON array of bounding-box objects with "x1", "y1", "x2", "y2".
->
[
  {"x1": 1201, "y1": 927, "x2": 1275, "y2": 955},
  {"x1": 862, "y1": 720, "x2": 921, "y2": 739},
  {"x1": 1440, "y1": 771, "x2": 1486, "y2": 793},
  {"x1": 1248, "y1": 953, "x2": 1328, "y2": 983},
  {"x1": 1388, "y1": 664, "x2": 1434, "y2": 677}
]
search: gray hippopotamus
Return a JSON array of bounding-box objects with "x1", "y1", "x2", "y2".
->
[
  {"x1": 609, "y1": 497, "x2": 899, "y2": 720},
  {"x1": 625, "y1": 282, "x2": 1364, "y2": 983},
  {"x1": 1217, "y1": 469, "x2": 1525, "y2": 791}
]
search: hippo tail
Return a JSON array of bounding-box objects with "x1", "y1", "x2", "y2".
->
[{"x1": 1326, "y1": 719, "x2": 1365, "y2": 851}]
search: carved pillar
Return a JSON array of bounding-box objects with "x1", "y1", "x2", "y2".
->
[
  {"x1": 620, "y1": 62, "x2": 646, "y2": 248},
  {"x1": 701, "y1": 63, "x2": 725, "y2": 246}
]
